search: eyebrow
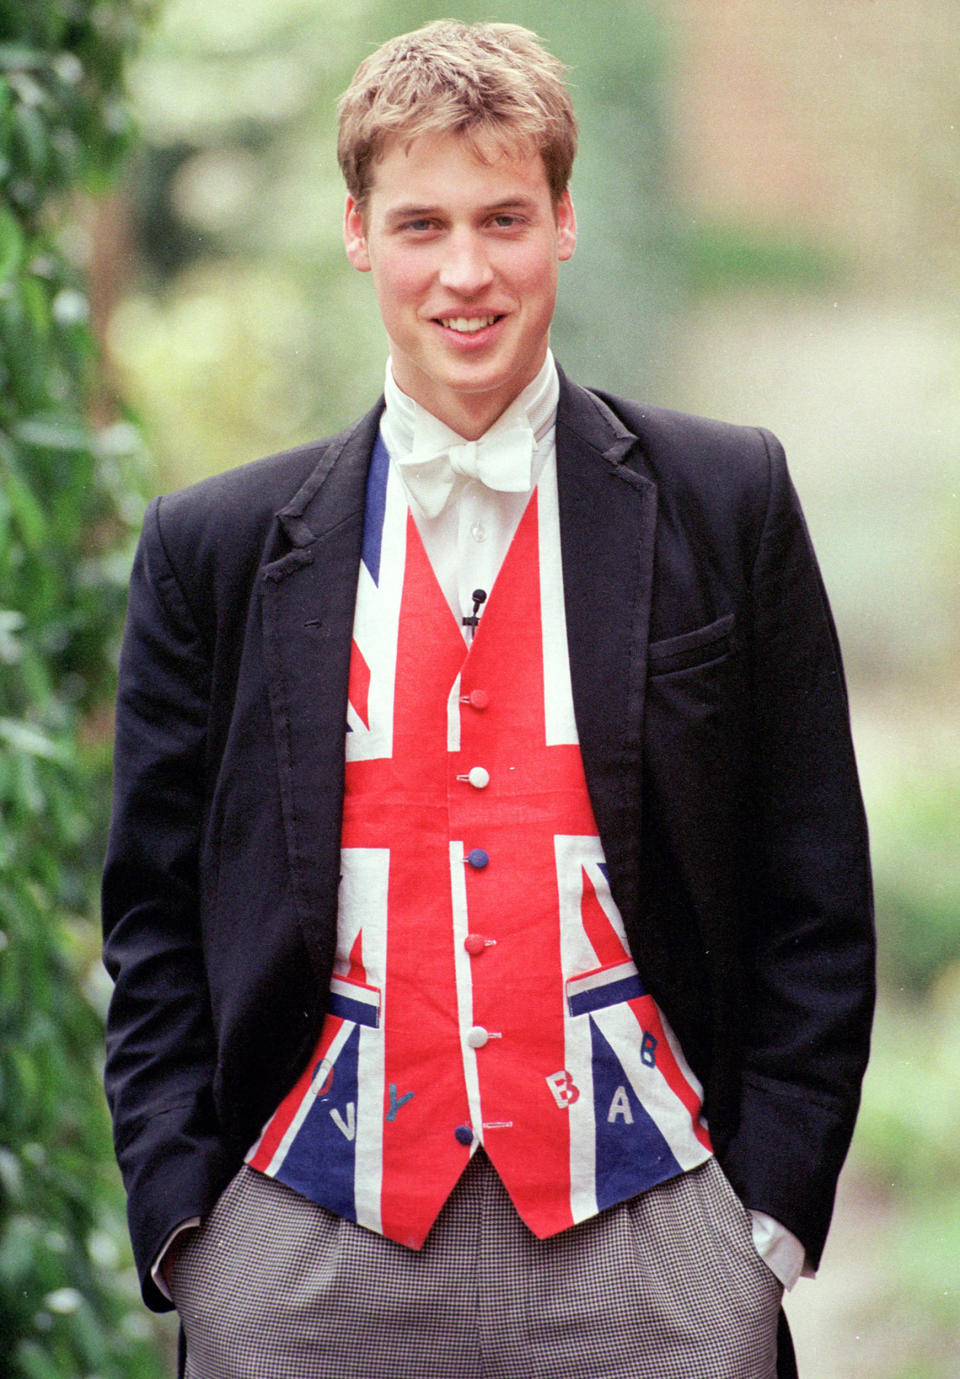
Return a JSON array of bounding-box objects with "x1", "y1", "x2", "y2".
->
[{"x1": 383, "y1": 195, "x2": 540, "y2": 227}]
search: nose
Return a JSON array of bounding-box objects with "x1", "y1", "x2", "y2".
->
[{"x1": 437, "y1": 230, "x2": 494, "y2": 296}]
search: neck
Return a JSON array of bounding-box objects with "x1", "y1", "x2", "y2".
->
[
  {"x1": 390, "y1": 350, "x2": 553, "y2": 441},
  {"x1": 433, "y1": 395, "x2": 518, "y2": 441}
]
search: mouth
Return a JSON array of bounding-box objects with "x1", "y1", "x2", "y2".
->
[{"x1": 435, "y1": 314, "x2": 504, "y2": 334}]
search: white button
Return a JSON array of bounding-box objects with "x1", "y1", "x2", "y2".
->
[
  {"x1": 471, "y1": 520, "x2": 487, "y2": 542},
  {"x1": 467, "y1": 1026, "x2": 489, "y2": 1048},
  {"x1": 466, "y1": 766, "x2": 489, "y2": 789}
]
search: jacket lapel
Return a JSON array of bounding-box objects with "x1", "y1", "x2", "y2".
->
[
  {"x1": 556, "y1": 370, "x2": 657, "y2": 934},
  {"x1": 259, "y1": 402, "x2": 383, "y2": 983},
  {"x1": 259, "y1": 375, "x2": 657, "y2": 975}
]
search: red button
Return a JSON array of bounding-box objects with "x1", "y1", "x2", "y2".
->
[
  {"x1": 464, "y1": 934, "x2": 487, "y2": 956},
  {"x1": 467, "y1": 689, "x2": 489, "y2": 710}
]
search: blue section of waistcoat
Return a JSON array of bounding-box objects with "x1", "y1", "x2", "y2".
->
[
  {"x1": 273, "y1": 1023, "x2": 362, "y2": 1222},
  {"x1": 590, "y1": 1017, "x2": 681, "y2": 1212},
  {"x1": 568, "y1": 973, "x2": 647, "y2": 1018},
  {"x1": 361, "y1": 433, "x2": 390, "y2": 585}
]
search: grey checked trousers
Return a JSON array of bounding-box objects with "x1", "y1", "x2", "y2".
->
[{"x1": 171, "y1": 1151, "x2": 782, "y2": 1378}]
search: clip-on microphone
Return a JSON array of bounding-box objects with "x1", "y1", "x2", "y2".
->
[{"x1": 461, "y1": 588, "x2": 487, "y2": 640}]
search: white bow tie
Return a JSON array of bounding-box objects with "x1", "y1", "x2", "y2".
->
[{"x1": 398, "y1": 404, "x2": 535, "y2": 518}]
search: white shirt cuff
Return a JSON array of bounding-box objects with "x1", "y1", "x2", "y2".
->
[
  {"x1": 150, "y1": 1216, "x2": 201, "y2": 1301},
  {"x1": 749, "y1": 1210, "x2": 811, "y2": 1290}
]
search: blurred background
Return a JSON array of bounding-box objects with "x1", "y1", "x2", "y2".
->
[{"x1": 1, "y1": 2, "x2": 957, "y2": 1375}]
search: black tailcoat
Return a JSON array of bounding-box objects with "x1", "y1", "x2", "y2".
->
[{"x1": 103, "y1": 371, "x2": 874, "y2": 1341}]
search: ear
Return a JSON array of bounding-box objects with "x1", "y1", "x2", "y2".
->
[
  {"x1": 556, "y1": 190, "x2": 577, "y2": 262},
  {"x1": 344, "y1": 196, "x2": 371, "y2": 272}
]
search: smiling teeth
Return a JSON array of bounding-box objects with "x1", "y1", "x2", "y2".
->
[{"x1": 440, "y1": 316, "x2": 497, "y2": 332}]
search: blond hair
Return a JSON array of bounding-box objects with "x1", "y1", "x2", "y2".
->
[{"x1": 337, "y1": 20, "x2": 577, "y2": 210}]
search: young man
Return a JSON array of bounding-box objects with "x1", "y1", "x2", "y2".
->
[{"x1": 103, "y1": 21, "x2": 874, "y2": 1379}]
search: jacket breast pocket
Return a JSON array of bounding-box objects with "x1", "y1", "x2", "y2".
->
[{"x1": 647, "y1": 612, "x2": 735, "y2": 677}]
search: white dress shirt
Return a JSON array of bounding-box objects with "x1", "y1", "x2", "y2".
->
[{"x1": 380, "y1": 352, "x2": 559, "y2": 637}]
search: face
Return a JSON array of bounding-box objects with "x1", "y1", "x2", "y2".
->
[{"x1": 344, "y1": 130, "x2": 576, "y2": 438}]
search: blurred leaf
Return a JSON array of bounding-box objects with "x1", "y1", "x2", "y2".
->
[
  {"x1": 1, "y1": 466, "x2": 47, "y2": 546},
  {"x1": 0, "y1": 716, "x2": 68, "y2": 761},
  {"x1": 13, "y1": 413, "x2": 91, "y2": 451},
  {"x1": 0, "y1": 48, "x2": 47, "y2": 73},
  {"x1": 11, "y1": 102, "x2": 47, "y2": 176},
  {"x1": 0, "y1": 204, "x2": 23, "y2": 278}
]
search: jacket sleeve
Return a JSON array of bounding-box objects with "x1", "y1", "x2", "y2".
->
[
  {"x1": 102, "y1": 497, "x2": 233, "y2": 1311},
  {"x1": 722, "y1": 428, "x2": 875, "y2": 1268}
]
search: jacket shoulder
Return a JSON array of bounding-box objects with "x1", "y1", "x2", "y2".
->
[
  {"x1": 591, "y1": 385, "x2": 789, "y2": 531},
  {"x1": 574, "y1": 384, "x2": 796, "y2": 592},
  {"x1": 137, "y1": 414, "x2": 376, "y2": 645},
  {"x1": 154, "y1": 435, "x2": 339, "y2": 558},
  {"x1": 587, "y1": 388, "x2": 782, "y2": 494}
]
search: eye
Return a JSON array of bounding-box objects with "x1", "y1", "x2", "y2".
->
[
  {"x1": 403, "y1": 218, "x2": 435, "y2": 233},
  {"x1": 492, "y1": 214, "x2": 523, "y2": 229}
]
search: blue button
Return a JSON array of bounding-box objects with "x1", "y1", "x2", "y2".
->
[
  {"x1": 454, "y1": 1125, "x2": 474, "y2": 1146},
  {"x1": 467, "y1": 848, "x2": 489, "y2": 869}
]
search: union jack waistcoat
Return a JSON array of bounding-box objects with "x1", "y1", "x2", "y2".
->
[{"x1": 247, "y1": 435, "x2": 712, "y2": 1246}]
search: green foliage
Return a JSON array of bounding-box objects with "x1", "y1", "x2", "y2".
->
[
  {"x1": 856, "y1": 977, "x2": 960, "y2": 1194},
  {"x1": 676, "y1": 217, "x2": 843, "y2": 292},
  {"x1": 0, "y1": 2, "x2": 167, "y2": 1375},
  {"x1": 846, "y1": 977, "x2": 960, "y2": 1371},
  {"x1": 871, "y1": 758, "x2": 960, "y2": 992}
]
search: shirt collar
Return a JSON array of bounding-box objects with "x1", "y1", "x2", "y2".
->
[{"x1": 381, "y1": 350, "x2": 559, "y2": 464}]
